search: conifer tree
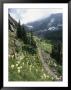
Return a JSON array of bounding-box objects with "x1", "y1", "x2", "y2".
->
[
  {"x1": 17, "y1": 20, "x2": 28, "y2": 44},
  {"x1": 17, "y1": 20, "x2": 22, "y2": 38},
  {"x1": 51, "y1": 41, "x2": 62, "y2": 64},
  {"x1": 21, "y1": 25, "x2": 28, "y2": 44},
  {"x1": 30, "y1": 31, "x2": 36, "y2": 48}
]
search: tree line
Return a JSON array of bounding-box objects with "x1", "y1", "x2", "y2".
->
[{"x1": 16, "y1": 20, "x2": 37, "y2": 54}]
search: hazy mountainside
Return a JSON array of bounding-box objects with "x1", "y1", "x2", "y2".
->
[
  {"x1": 26, "y1": 13, "x2": 62, "y2": 40},
  {"x1": 27, "y1": 13, "x2": 62, "y2": 31},
  {"x1": 22, "y1": 24, "x2": 33, "y2": 32}
]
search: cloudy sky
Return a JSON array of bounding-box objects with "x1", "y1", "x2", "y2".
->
[{"x1": 8, "y1": 8, "x2": 62, "y2": 25}]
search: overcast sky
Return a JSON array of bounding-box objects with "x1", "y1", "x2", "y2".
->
[{"x1": 8, "y1": 8, "x2": 62, "y2": 25}]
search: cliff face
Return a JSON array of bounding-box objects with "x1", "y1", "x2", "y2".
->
[
  {"x1": 8, "y1": 14, "x2": 18, "y2": 32},
  {"x1": 8, "y1": 14, "x2": 18, "y2": 56}
]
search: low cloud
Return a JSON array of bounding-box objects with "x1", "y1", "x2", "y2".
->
[{"x1": 8, "y1": 8, "x2": 62, "y2": 24}]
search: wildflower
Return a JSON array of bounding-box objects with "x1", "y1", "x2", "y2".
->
[
  {"x1": 17, "y1": 67, "x2": 20, "y2": 70},
  {"x1": 54, "y1": 63, "x2": 57, "y2": 67},
  {"x1": 46, "y1": 75, "x2": 49, "y2": 78},
  {"x1": 18, "y1": 69, "x2": 20, "y2": 73},
  {"x1": 16, "y1": 64, "x2": 18, "y2": 67},
  {"x1": 11, "y1": 64, "x2": 14, "y2": 69},
  {"x1": 60, "y1": 76, "x2": 62, "y2": 80},
  {"x1": 52, "y1": 77, "x2": 54, "y2": 80},
  {"x1": 56, "y1": 77, "x2": 60, "y2": 80},
  {"x1": 20, "y1": 56, "x2": 24, "y2": 60},
  {"x1": 36, "y1": 69, "x2": 38, "y2": 72},
  {"x1": 32, "y1": 65, "x2": 34, "y2": 68},
  {"x1": 17, "y1": 61, "x2": 20, "y2": 64},
  {"x1": 43, "y1": 73, "x2": 47, "y2": 78},
  {"x1": 29, "y1": 65, "x2": 32, "y2": 71},
  {"x1": 23, "y1": 62, "x2": 24, "y2": 65},
  {"x1": 11, "y1": 55, "x2": 14, "y2": 59},
  {"x1": 27, "y1": 62, "x2": 28, "y2": 66},
  {"x1": 20, "y1": 66, "x2": 22, "y2": 69}
]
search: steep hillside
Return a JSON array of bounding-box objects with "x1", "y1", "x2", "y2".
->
[{"x1": 9, "y1": 27, "x2": 57, "y2": 81}]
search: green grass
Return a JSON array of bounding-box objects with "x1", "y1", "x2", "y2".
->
[
  {"x1": 9, "y1": 36, "x2": 54, "y2": 81},
  {"x1": 40, "y1": 41, "x2": 52, "y2": 54},
  {"x1": 9, "y1": 51, "x2": 54, "y2": 81},
  {"x1": 33, "y1": 36, "x2": 52, "y2": 53}
]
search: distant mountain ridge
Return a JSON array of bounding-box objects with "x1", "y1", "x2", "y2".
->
[
  {"x1": 25, "y1": 13, "x2": 62, "y2": 40},
  {"x1": 27, "y1": 13, "x2": 62, "y2": 31}
]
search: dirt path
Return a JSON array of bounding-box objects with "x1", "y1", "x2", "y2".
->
[
  {"x1": 37, "y1": 47, "x2": 57, "y2": 79},
  {"x1": 34, "y1": 37, "x2": 58, "y2": 79}
]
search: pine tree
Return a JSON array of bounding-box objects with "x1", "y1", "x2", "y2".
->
[
  {"x1": 17, "y1": 20, "x2": 22, "y2": 38},
  {"x1": 17, "y1": 20, "x2": 28, "y2": 44},
  {"x1": 30, "y1": 31, "x2": 37, "y2": 48},
  {"x1": 21, "y1": 25, "x2": 28, "y2": 44},
  {"x1": 51, "y1": 41, "x2": 62, "y2": 64}
]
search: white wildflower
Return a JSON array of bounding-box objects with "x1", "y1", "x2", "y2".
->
[
  {"x1": 46, "y1": 75, "x2": 49, "y2": 78},
  {"x1": 20, "y1": 66, "x2": 22, "y2": 69},
  {"x1": 52, "y1": 77, "x2": 54, "y2": 80},
  {"x1": 11, "y1": 55, "x2": 14, "y2": 59},
  {"x1": 29, "y1": 65, "x2": 32, "y2": 71},
  {"x1": 29, "y1": 68, "x2": 31, "y2": 72},
  {"x1": 17, "y1": 61, "x2": 20, "y2": 64},
  {"x1": 56, "y1": 76, "x2": 60, "y2": 80},
  {"x1": 33, "y1": 57, "x2": 35, "y2": 60},
  {"x1": 20, "y1": 56, "x2": 23, "y2": 60},
  {"x1": 36, "y1": 69, "x2": 38, "y2": 72},
  {"x1": 32, "y1": 65, "x2": 34, "y2": 68},
  {"x1": 17, "y1": 67, "x2": 20, "y2": 70},
  {"x1": 43, "y1": 73, "x2": 47, "y2": 78},
  {"x1": 18, "y1": 69, "x2": 20, "y2": 73},
  {"x1": 42, "y1": 69, "x2": 44, "y2": 72},
  {"x1": 54, "y1": 63, "x2": 57, "y2": 67},
  {"x1": 11, "y1": 64, "x2": 14, "y2": 69},
  {"x1": 16, "y1": 64, "x2": 18, "y2": 67},
  {"x1": 23, "y1": 62, "x2": 24, "y2": 65},
  {"x1": 27, "y1": 62, "x2": 28, "y2": 66}
]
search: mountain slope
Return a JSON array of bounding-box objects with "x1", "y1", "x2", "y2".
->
[
  {"x1": 26, "y1": 13, "x2": 62, "y2": 40},
  {"x1": 27, "y1": 13, "x2": 62, "y2": 31}
]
